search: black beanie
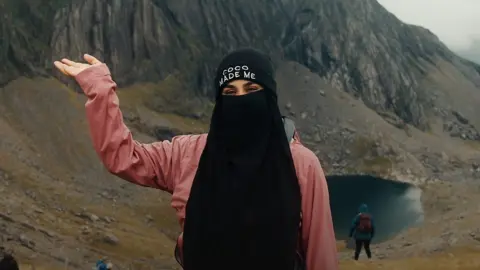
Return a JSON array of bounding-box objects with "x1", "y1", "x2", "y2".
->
[{"x1": 214, "y1": 48, "x2": 276, "y2": 97}]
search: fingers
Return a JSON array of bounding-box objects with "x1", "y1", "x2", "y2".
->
[
  {"x1": 54, "y1": 54, "x2": 101, "y2": 76},
  {"x1": 84, "y1": 54, "x2": 101, "y2": 65},
  {"x1": 54, "y1": 61, "x2": 70, "y2": 76},
  {"x1": 54, "y1": 61, "x2": 79, "y2": 76},
  {"x1": 60, "y1": 58, "x2": 81, "y2": 67}
]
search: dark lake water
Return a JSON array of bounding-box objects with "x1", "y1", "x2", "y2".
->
[{"x1": 327, "y1": 175, "x2": 424, "y2": 243}]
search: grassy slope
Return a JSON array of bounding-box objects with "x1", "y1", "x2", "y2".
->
[
  {"x1": 336, "y1": 241, "x2": 480, "y2": 269},
  {"x1": 0, "y1": 77, "x2": 208, "y2": 268},
  {"x1": 340, "y1": 247, "x2": 480, "y2": 270}
]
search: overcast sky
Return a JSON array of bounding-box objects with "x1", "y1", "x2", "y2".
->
[{"x1": 377, "y1": 0, "x2": 480, "y2": 50}]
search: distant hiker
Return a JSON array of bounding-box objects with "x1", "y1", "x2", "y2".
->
[
  {"x1": 54, "y1": 49, "x2": 338, "y2": 270},
  {"x1": 95, "y1": 260, "x2": 107, "y2": 270},
  {"x1": 0, "y1": 254, "x2": 19, "y2": 270},
  {"x1": 95, "y1": 259, "x2": 112, "y2": 270},
  {"x1": 349, "y1": 203, "x2": 375, "y2": 260}
]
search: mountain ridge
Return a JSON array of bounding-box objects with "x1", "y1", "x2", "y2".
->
[{"x1": 2, "y1": 0, "x2": 480, "y2": 130}]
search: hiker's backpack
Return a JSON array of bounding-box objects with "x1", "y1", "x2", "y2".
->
[{"x1": 356, "y1": 213, "x2": 373, "y2": 233}]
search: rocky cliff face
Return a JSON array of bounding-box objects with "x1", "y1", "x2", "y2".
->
[
  {"x1": 54, "y1": 0, "x2": 480, "y2": 131},
  {"x1": 0, "y1": 0, "x2": 65, "y2": 83},
  {"x1": 2, "y1": 0, "x2": 480, "y2": 176},
  {"x1": 3, "y1": 0, "x2": 480, "y2": 131}
]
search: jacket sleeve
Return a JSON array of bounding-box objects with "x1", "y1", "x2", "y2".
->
[
  {"x1": 75, "y1": 64, "x2": 177, "y2": 193},
  {"x1": 301, "y1": 157, "x2": 338, "y2": 270}
]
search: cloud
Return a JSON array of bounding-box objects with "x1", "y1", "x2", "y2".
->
[
  {"x1": 377, "y1": 0, "x2": 480, "y2": 50},
  {"x1": 456, "y1": 39, "x2": 480, "y2": 64}
]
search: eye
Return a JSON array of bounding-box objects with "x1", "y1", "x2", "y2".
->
[
  {"x1": 247, "y1": 85, "x2": 261, "y2": 92},
  {"x1": 222, "y1": 88, "x2": 236, "y2": 95}
]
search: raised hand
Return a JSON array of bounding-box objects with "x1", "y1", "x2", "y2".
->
[{"x1": 53, "y1": 54, "x2": 102, "y2": 77}]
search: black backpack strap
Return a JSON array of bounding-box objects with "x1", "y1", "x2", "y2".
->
[
  {"x1": 282, "y1": 117, "x2": 296, "y2": 143},
  {"x1": 295, "y1": 211, "x2": 306, "y2": 270},
  {"x1": 174, "y1": 236, "x2": 184, "y2": 268}
]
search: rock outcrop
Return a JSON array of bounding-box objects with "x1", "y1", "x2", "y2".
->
[{"x1": 2, "y1": 0, "x2": 480, "y2": 131}]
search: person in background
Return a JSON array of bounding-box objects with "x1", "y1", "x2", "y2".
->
[
  {"x1": 95, "y1": 259, "x2": 113, "y2": 270},
  {"x1": 95, "y1": 259, "x2": 108, "y2": 270},
  {"x1": 349, "y1": 203, "x2": 375, "y2": 260},
  {"x1": 54, "y1": 48, "x2": 338, "y2": 270}
]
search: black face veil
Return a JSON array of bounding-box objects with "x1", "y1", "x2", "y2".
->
[{"x1": 183, "y1": 49, "x2": 302, "y2": 270}]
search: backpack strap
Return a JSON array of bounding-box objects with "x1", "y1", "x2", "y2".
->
[
  {"x1": 174, "y1": 234, "x2": 184, "y2": 268},
  {"x1": 282, "y1": 117, "x2": 296, "y2": 143},
  {"x1": 295, "y1": 211, "x2": 306, "y2": 270}
]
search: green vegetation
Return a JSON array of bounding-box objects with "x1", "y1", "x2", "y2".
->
[
  {"x1": 117, "y1": 77, "x2": 211, "y2": 135},
  {"x1": 347, "y1": 136, "x2": 394, "y2": 176},
  {"x1": 463, "y1": 140, "x2": 480, "y2": 150}
]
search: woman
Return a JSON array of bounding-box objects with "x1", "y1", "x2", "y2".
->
[{"x1": 54, "y1": 49, "x2": 338, "y2": 270}]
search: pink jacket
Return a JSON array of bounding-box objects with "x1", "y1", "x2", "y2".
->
[{"x1": 76, "y1": 64, "x2": 338, "y2": 270}]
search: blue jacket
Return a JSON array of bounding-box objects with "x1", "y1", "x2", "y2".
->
[
  {"x1": 96, "y1": 260, "x2": 108, "y2": 270},
  {"x1": 349, "y1": 204, "x2": 375, "y2": 240}
]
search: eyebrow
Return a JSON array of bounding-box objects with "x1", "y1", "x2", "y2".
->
[{"x1": 224, "y1": 81, "x2": 261, "y2": 89}]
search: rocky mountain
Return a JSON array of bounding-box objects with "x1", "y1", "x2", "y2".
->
[
  {"x1": 3, "y1": 0, "x2": 480, "y2": 128},
  {"x1": 3, "y1": 0, "x2": 480, "y2": 175},
  {"x1": 1, "y1": 0, "x2": 480, "y2": 268}
]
